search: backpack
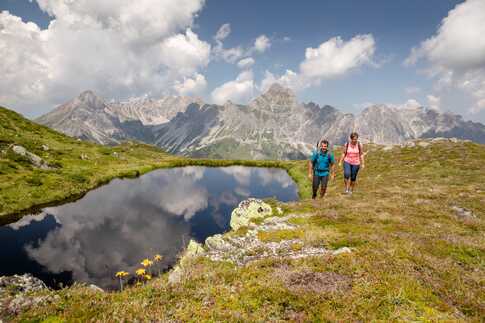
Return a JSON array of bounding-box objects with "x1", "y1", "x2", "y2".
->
[
  {"x1": 312, "y1": 147, "x2": 332, "y2": 171},
  {"x1": 344, "y1": 141, "x2": 362, "y2": 158}
]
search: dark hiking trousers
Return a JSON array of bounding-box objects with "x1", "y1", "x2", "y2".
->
[{"x1": 312, "y1": 175, "x2": 329, "y2": 199}]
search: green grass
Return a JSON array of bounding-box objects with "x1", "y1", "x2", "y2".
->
[{"x1": 1, "y1": 106, "x2": 484, "y2": 321}]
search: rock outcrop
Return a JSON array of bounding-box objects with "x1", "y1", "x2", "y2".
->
[
  {"x1": 229, "y1": 198, "x2": 272, "y2": 230},
  {"x1": 0, "y1": 274, "x2": 58, "y2": 317},
  {"x1": 167, "y1": 199, "x2": 353, "y2": 284},
  {"x1": 11, "y1": 145, "x2": 53, "y2": 170}
]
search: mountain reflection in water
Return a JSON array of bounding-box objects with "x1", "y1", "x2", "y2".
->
[{"x1": 0, "y1": 166, "x2": 298, "y2": 289}]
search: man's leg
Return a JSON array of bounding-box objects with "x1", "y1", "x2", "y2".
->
[
  {"x1": 319, "y1": 175, "x2": 329, "y2": 198},
  {"x1": 312, "y1": 174, "x2": 320, "y2": 199}
]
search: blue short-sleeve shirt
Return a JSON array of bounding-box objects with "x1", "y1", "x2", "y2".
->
[{"x1": 310, "y1": 149, "x2": 335, "y2": 176}]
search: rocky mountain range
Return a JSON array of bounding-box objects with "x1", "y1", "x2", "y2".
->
[{"x1": 35, "y1": 84, "x2": 485, "y2": 159}]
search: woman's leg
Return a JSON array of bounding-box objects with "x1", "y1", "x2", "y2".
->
[
  {"x1": 343, "y1": 162, "x2": 351, "y2": 192},
  {"x1": 349, "y1": 164, "x2": 360, "y2": 192}
]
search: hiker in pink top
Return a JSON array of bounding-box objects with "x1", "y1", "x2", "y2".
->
[{"x1": 338, "y1": 132, "x2": 365, "y2": 194}]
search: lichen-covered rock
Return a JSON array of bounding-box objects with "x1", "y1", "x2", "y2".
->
[
  {"x1": 0, "y1": 274, "x2": 47, "y2": 294},
  {"x1": 0, "y1": 274, "x2": 57, "y2": 316},
  {"x1": 168, "y1": 240, "x2": 205, "y2": 285},
  {"x1": 185, "y1": 240, "x2": 204, "y2": 257},
  {"x1": 230, "y1": 198, "x2": 272, "y2": 230},
  {"x1": 11, "y1": 145, "x2": 52, "y2": 170},
  {"x1": 205, "y1": 234, "x2": 232, "y2": 251}
]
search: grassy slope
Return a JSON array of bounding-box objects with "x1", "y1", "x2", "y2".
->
[{"x1": 1, "y1": 107, "x2": 484, "y2": 321}]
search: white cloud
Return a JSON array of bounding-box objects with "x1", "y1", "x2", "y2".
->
[
  {"x1": 211, "y1": 70, "x2": 255, "y2": 104},
  {"x1": 214, "y1": 23, "x2": 231, "y2": 41},
  {"x1": 0, "y1": 0, "x2": 208, "y2": 116},
  {"x1": 213, "y1": 27, "x2": 270, "y2": 65},
  {"x1": 173, "y1": 73, "x2": 207, "y2": 96},
  {"x1": 160, "y1": 29, "x2": 211, "y2": 77},
  {"x1": 237, "y1": 57, "x2": 255, "y2": 69},
  {"x1": 260, "y1": 34, "x2": 376, "y2": 92},
  {"x1": 300, "y1": 35, "x2": 375, "y2": 80},
  {"x1": 427, "y1": 95, "x2": 441, "y2": 111},
  {"x1": 253, "y1": 34, "x2": 271, "y2": 53},
  {"x1": 405, "y1": 0, "x2": 485, "y2": 114}
]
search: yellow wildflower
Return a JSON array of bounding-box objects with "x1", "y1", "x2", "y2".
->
[
  {"x1": 153, "y1": 254, "x2": 163, "y2": 262},
  {"x1": 115, "y1": 271, "x2": 129, "y2": 278},
  {"x1": 135, "y1": 268, "x2": 146, "y2": 276},
  {"x1": 141, "y1": 259, "x2": 153, "y2": 267},
  {"x1": 144, "y1": 274, "x2": 152, "y2": 280}
]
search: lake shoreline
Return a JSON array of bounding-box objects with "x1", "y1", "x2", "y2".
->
[{"x1": 1, "y1": 158, "x2": 308, "y2": 225}]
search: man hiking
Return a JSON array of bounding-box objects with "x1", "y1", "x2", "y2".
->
[
  {"x1": 308, "y1": 139, "x2": 335, "y2": 199},
  {"x1": 338, "y1": 132, "x2": 365, "y2": 194}
]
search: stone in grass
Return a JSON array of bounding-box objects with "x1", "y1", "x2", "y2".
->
[
  {"x1": 0, "y1": 274, "x2": 61, "y2": 315},
  {"x1": 230, "y1": 198, "x2": 272, "y2": 231},
  {"x1": 332, "y1": 247, "x2": 352, "y2": 256},
  {"x1": 0, "y1": 274, "x2": 47, "y2": 294},
  {"x1": 11, "y1": 145, "x2": 52, "y2": 170},
  {"x1": 88, "y1": 284, "x2": 104, "y2": 293},
  {"x1": 451, "y1": 206, "x2": 476, "y2": 219},
  {"x1": 417, "y1": 141, "x2": 431, "y2": 148},
  {"x1": 205, "y1": 234, "x2": 232, "y2": 251},
  {"x1": 168, "y1": 240, "x2": 205, "y2": 285}
]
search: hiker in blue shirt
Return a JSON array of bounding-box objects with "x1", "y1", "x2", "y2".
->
[{"x1": 308, "y1": 139, "x2": 336, "y2": 199}]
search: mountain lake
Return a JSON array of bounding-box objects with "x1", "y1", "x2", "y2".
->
[{"x1": 0, "y1": 166, "x2": 298, "y2": 289}]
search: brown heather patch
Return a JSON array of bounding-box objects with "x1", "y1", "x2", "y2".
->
[{"x1": 273, "y1": 266, "x2": 352, "y2": 295}]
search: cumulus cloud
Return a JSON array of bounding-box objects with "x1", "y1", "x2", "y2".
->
[
  {"x1": 237, "y1": 57, "x2": 255, "y2": 69},
  {"x1": 427, "y1": 95, "x2": 441, "y2": 111},
  {"x1": 253, "y1": 34, "x2": 271, "y2": 53},
  {"x1": 211, "y1": 70, "x2": 255, "y2": 104},
  {"x1": 405, "y1": 0, "x2": 485, "y2": 114},
  {"x1": 260, "y1": 34, "x2": 376, "y2": 92},
  {"x1": 300, "y1": 35, "x2": 375, "y2": 80},
  {"x1": 173, "y1": 73, "x2": 207, "y2": 96},
  {"x1": 0, "y1": 0, "x2": 208, "y2": 116}
]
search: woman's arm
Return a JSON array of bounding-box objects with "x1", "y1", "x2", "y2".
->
[
  {"x1": 338, "y1": 151, "x2": 345, "y2": 166},
  {"x1": 359, "y1": 144, "x2": 365, "y2": 168}
]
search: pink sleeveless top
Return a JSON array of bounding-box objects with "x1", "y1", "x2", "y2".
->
[{"x1": 344, "y1": 143, "x2": 361, "y2": 165}]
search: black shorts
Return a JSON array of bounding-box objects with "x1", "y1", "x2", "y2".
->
[{"x1": 312, "y1": 175, "x2": 329, "y2": 198}]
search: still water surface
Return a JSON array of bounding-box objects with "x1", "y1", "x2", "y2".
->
[{"x1": 0, "y1": 166, "x2": 298, "y2": 289}]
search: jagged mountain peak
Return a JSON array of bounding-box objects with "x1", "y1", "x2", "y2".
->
[
  {"x1": 263, "y1": 83, "x2": 296, "y2": 100},
  {"x1": 75, "y1": 90, "x2": 106, "y2": 109},
  {"x1": 249, "y1": 83, "x2": 298, "y2": 112}
]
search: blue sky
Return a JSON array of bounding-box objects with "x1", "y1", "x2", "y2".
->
[{"x1": 1, "y1": 0, "x2": 485, "y2": 122}]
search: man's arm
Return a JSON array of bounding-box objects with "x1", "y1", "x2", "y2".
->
[{"x1": 307, "y1": 160, "x2": 313, "y2": 180}]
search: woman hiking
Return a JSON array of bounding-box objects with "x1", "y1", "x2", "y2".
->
[
  {"x1": 308, "y1": 139, "x2": 335, "y2": 199},
  {"x1": 339, "y1": 132, "x2": 365, "y2": 194}
]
